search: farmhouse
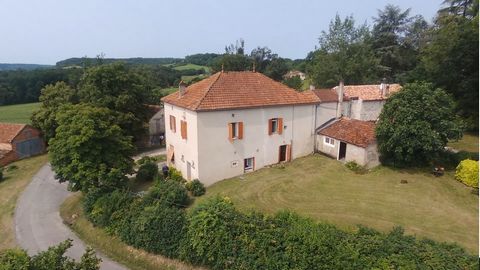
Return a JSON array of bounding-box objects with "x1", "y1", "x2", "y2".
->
[
  {"x1": 0, "y1": 123, "x2": 45, "y2": 166},
  {"x1": 162, "y1": 72, "x2": 399, "y2": 185}
]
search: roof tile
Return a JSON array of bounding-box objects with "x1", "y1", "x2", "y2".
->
[
  {"x1": 318, "y1": 118, "x2": 376, "y2": 147},
  {"x1": 0, "y1": 123, "x2": 26, "y2": 143}
]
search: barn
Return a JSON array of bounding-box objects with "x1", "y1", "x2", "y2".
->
[{"x1": 0, "y1": 123, "x2": 45, "y2": 166}]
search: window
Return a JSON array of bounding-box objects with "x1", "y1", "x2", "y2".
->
[
  {"x1": 169, "y1": 115, "x2": 176, "y2": 133},
  {"x1": 324, "y1": 137, "x2": 335, "y2": 147},
  {"x1": 228, "y1": 122, "x2": 243, "y2": 142},
  {"x1": 268, "y1": 118, "x2": 283, "y2": 135},
  {"x1": 180, "y1": 120, "x2": 187, "y2": 139},
  {"x1": 244, "y1": 157, "x2": 254, "y2": 172}
]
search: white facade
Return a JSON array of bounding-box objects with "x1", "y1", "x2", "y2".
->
[
  {"x1": 349, "y1": 99, "x2": 385, "y2": 121},
  {"x1": 164, "y1": 104, "x2": 316, "y2": 186}
]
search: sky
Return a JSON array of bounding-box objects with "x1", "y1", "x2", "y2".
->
[{"x1": 0, "y1": 0, "x2": 442, "y2": 65}]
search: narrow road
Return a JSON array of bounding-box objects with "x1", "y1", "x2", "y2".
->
[{"x1": 14, "y1": 164, "x2": 126, "y2": 270}]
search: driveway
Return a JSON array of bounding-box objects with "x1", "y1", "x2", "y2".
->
[{"x1": 14, "y1": 164, "x2": 126, "y2": 270}]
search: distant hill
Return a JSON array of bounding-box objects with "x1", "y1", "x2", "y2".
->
[
  {"x1": 56, "y1": 57, "x2": 184, "y2": 68},
  {"x1": 0, "y1": 63, "x2": 53, "y2": 71}
]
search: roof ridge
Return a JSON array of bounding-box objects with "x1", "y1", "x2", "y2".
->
[{"x1": 193, "y1": 72, "x2": 222, "y2": 110}]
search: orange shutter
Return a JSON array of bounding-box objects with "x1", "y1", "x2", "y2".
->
[
  {"x1": 278, "y1": 118, "x2": 283, "y2": 134},
  {"x1": 181, "y1": 121, "x2": 187, "y2": 139},
  {"x1": 286, "y1": 144, "x2": 292, "y2": 162},
  {"x1": 228, "y1": 123, "x2": 233, "y2": 142},
  {"x1": 173, "y1": 117, "x2": 176, "y2": 133},
  {"x1": 169, "y1": 116, "x2": 173, "y2": 130},
  {"x1": 268, "y1": 119, "x2": 273, "y2": 135},
  {"x1": 238, "y1": 122, "x2": 244, "y2": 139}
]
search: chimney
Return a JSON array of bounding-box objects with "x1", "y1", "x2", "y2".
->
[
  {"x1": 380, "y1": 78, "x2": 388, "y2": 97},
  {"x1": 178, "y1": 81, "x2": 187, "y2": 97},
  {"x1": 309, "y1": 84, "x2": 315, "y2": 90},
  {"x1": 337, "y1": 80, "x2": 344, "y2": 118}
]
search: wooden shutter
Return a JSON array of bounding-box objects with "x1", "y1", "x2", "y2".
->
[
  {"x1": 181, "y1": 120, "x2": 187, "y2": 139},
  {"x1": 268, "y1": 119, "x2": 273, "y2": 135},
  {"x1": 278, "y1": 118, "x2": 283, "y2": 134},
  {"x1": 228, "y1": 123, "x2": 233, "y2": 142},
  {"x1": 170, "y1": 116, "x2": 176, "y2": 133},
  {"x1": 286, "y1": 144, "x2": 292, "y2": 162},
  {"x1": 238, "y1": 122, "x2": 244, "y2": 139}
]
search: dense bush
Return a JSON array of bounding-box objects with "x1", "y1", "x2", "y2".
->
[
  {"x1": 87, "y1": 189, "x2": 134, "y2": 227},
  {"x1": 455, "y1": 159, "x2": 479, "y2": 188},
  {"x1": 142, "y1": 180, "x2": 190, "y2": 208},
  {"x1": 0, "y1": 239, "x2": 100, "y2": 270},
  {"x1": 185, "y1": 179, "x2": 205, "y2": 196},
  {"x1": 136, "y1": 159, "x2": 158, "y2": 182},
  {"x1": 345, "y1": 161, "x2": 367, "y2": 174},
  {"x1": 168, "y1": 167, "x2": 185, "y2": 183}
]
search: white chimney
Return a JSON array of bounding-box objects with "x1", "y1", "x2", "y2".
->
[
  {"x1": 337, "y1": 80, "x2": 344, "y2": 118},
  {"x1": 309, "y1": 84, "x2": 315, "y2": 90},
  {"x1": 178, "y1": 81, "x2": 187, "y2": 97},
  {"x1": 380, "y1": 78, "x2": 387, "y2": 97}
]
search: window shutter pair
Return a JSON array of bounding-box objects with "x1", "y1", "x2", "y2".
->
[
  {"x1": 228, "y1": 122, "x2": 243, "y2": 142},
  {"x1": 278, "y1": 118, "x2": 283, "y2": 134},
  {"x1": 268, "y1": 118, "x2": 283, "y2": 135},
  {"x1": 180, "y1": 121, "x2": 187, "y2": 139}
]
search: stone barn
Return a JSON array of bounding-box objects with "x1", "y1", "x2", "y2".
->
[
  {"x1": 0, "y1": 123, "x2": 45, "y2": 166},
  {"x1": 316, "y1": 118, "x2": 379, "y2": 168}
]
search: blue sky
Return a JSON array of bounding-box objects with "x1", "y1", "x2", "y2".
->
[{"x1": 0, "y1": 0, "x2": 441, "y2": 64}]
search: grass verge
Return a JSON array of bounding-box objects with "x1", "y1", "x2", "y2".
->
[
  {"x1": 197, "y1": 154, "x2": 479, "y2": 254},
  {"x1": 0, "y1": 154, "x2": 48, "y2": 250},
  {"x1": 60, "y1": 193, "x2": 204, "y2": 270}
]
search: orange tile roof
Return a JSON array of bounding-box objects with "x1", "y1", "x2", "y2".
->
[
  {"x1": 161, "y1": 71, "x2": 320, "y2": 111},
  {"x1": 312, "y1": 89, "x2": 350, "y2": 103},
  {"x1": 0, "y1": 123, "x2": 26, "y2": 143},
  {"x1": 338, "y1": 84, "x2": 402, "y2": 101},
  {"x1": 318, "y1": 118, "x2": 376, "y2": 148}
]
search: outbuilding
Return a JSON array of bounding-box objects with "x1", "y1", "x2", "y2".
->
[
  {"x1": 316, "y1": 118, "x2": 379, "y2": 168},
  {"x1": 0, "y1": 123, "x2": 45, "y2": 166}
]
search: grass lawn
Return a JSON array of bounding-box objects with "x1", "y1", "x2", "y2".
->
[
  {"x1": 0, "y1": 102, "x2": 40, "y2": 124},
  {"x1": 60, "y1": 193, "x2": 204, "y2": 270},
  {"x1": 0, "y1": 154, "x2": 48, "y2": 250},
  {"x1": 198, "y1": 154, "x2": 479, "y2": 254},
  {"x1": 173, "y1": 63, "x2": 209, "y2": 72},
  {"x1": 448, "y1": 132, "x2": 479, "y2": 152}
]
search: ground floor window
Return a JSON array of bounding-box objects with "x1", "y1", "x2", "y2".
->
[
  {"x1": 324, "y1": 136, "x2": 335, "y2": 147},
  {"x1": 244, "y1": 157, "x2": 254, "y2": 172}
]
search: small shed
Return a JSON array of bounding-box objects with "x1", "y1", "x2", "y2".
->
[
  {"x1": 316, "y1": 118, "x2": 379, "y2": 168},
  {"x1": 0, "y1": 123, "x2": 45, "y2": 166}
]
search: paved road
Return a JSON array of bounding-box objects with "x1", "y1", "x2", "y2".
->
[{"x1": 14, "y1": 164, "x2": 126, "y2": 270}]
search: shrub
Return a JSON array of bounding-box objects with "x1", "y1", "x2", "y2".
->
[
  {"x1": 136, "y1": 161, "x2": 158, "y2": 182},
  {"x1": 0, "y1": 248, "x2": 30, "y2": 270},
  {"x1": 455, "y1": 159, "x2": 479, "y2": 188},
  {"x1": 142, "y1": 180, "x2": 190, "y2": 208},
  {"x1": 120, "y1": 203, "x2": 187, "y2": 257},
  {"x1": 87, "y1": 190, "x2": 134, "y2": 227},
  {"x1": 345, "y1": 161, "x2": 366, "y2": 174},
  {"x1": 168, "y1": 167, "x2": 186, "y2": 183},
  {"x1": 136, "y1": 156, "x2": 157, "y2": 166},
  {"x1": 185, "y1": 179, "x2": 205, "y2": 196}
]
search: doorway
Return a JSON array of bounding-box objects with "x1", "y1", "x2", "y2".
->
[
  {"x1": 338, "y1": 142, "x2": 347, "y2": 160},
  {"x1": 279, "y1": 145, "x2": 287, "y2": 162}
]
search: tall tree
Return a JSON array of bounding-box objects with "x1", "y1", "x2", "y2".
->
[
  {"x1": 376, "y1": 82, "x2": 463, "y2": 166},
  {"x1": 307, "y1": 15, "x2": 380, "y2": 87},
  {"x1": 250, "y1": 46, "x2": 277, "y2": 72},
  {"x1": 225, "y1": 38, "x2": 245, "y2": 55},
  {"x1": 210, "y1": 54, "x2": 253, "y2": 73},
  {"x1": 49, "y1": 104, "x2": 134, "y2": 192}
]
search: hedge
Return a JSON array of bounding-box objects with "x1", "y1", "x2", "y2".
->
[{"x1": 455, "y1": 159, "x2": 479, "y2": 188}]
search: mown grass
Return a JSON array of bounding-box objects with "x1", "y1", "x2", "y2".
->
[
  {"x1": 60, "y1": 193, "x2": 204, "y2": 270},
  {"x1": 0, "y1": 102, "x2": 40, "y2": 124},
  {"x1": 173, "y1": 64, "x2": 209, "y2": 72},
  {"x1": 448, "y1": 132, "x2": 479, "y2": 153},
  {"x1": 0, "y1": 154, "x2": 48, "y2": 250},
  {"x1": 197, "y1": 154, "x2": 479, "y2": 253}
]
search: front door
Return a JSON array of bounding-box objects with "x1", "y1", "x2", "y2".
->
[
  {"x1": 186, "y1": 161, "x2": 192, "y2": 181},
  {"x1": 279, "y1": 145, "x2": 287, "y2": 162},
  {"x1": 338, "y1": 142, "x2": 347, "y2": 160}
]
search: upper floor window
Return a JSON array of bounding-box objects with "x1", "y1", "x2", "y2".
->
[
  {"x1": 169, "y1": 115, "x2": 176, "y2": 133},
  {"x1": 228, "y1": 122, "x2": 243, "y2": 142},
  {"x1": 324, "y1": 136, "x2": 335, "y2": 147},
  {"x1": 268, "y1": 118, "x2": 283, "y2": 135}
]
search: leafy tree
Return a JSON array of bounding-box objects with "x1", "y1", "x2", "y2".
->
[
  {"x1": 185, "y1": 53, "x2": 221, "y2": 66},
  {"x1": 250, "y1": 46, "x2": 277, "y2": 72},
  {"x1": 376, "y1": 82, "x2": 463, "y2": 166},
  {"x1": 210, "y1": 54, "x2": 253, "y2": 73},
  {"x1": 49, "y1": 104, "x2": 134, "y2": 192},
  {"x1": 306, "y1": 15, "x2": 381, "y2": 87},
  {"x1": 77, "y1": 62, "x2": 150, "y2": 142},
  {"x1": 224, "y1": 38, "x2": 245, "y2": 55},
  {"x1": 31, "y1": 82, "x2": 77, "y2": 142},
  {"x1": 283, "y1": 76, "x2": 303, "y2": 90},
  {"x1": 264, "y1": 58, "x2": 290, "y2": 81}
]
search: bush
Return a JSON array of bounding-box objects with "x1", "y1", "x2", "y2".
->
[
  {"x1": 136, "y1": 161, "x2": 158, "y2": 182},
  {"x1": 185, "y1": 179, "x2": 205, "y2": 197},
  {"x1": 87, "y1": 190, "x2": 133, "y2": 228},
  {"x1": 168, "y1": 167, "x2": 186, "y2": 183},
  {"x1": 455, "y1": 159, "x2": 479, "y2": 188},
  {"x1": 142, "y1": 180, "x2": 190, "y2": 208},
  {"x1": 345, "y1": 161, "x2": 366, "y2": 174}
]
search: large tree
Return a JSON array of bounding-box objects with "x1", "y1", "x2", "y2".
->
[
  {"x1": 376, "y1": 82, "x2": 463, "y2": 166},
  {"x1": 49, "y1": 104, "x2": 134, "y2": 192},
  {"x1": 306, "y1": 15, "x2": 381, "y2": 87},
  {"x1": 77, "y1": 62, "x2": 150, "y2": 141}
]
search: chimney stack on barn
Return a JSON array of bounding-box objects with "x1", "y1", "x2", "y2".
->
[
  {"x1": 336, "y1": 80, "x2": 344, "y2": 118},
  {"x1": 178, "y1": 81, "x2": 187, "y2": 97},
  {"x1": 380, "y1": 78, "x2": 389, "y2": 97}
]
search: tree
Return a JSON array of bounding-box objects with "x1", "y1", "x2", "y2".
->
[
  {"x1": 210, "y1": 54, "x2": 253, "y2": 73},
  {"x1": 264, "y1": 58, "x2": 290, "y2": 81},
  {"x1": 376, "y1": 82, "x2": 463, "y2": 166},
  {"x1": 250, "y1": 46, "x2": 277, "y2": 72},
  {"x1": 77, "y1": 62, "x2": 150, "y2": 142},
  {"x1": 225, "y1": 38, "x2": 245, "y2": 55},
  {"x1": 49, "y1": 104, "x2": 134, "y2": 192},
  {"x1": 31, "y1": 82, "x2": 77, "y2": 142},
  {"x1": 306, "y1": 15, "x2": 381, "y2": 87},
  {"x1": 283, "y1": 76, "x2": 303, "y2": 90}
]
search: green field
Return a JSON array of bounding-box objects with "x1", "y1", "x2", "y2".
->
[
  {"x1": 173, "y1": 63, "x2": 209, "y2": 72},
  {"x1": 0, "y1": 102, "x2": 40, "y2": 124},
  {"x1": 198, "y1": 154, "x2": 479, "y2": 253}
]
